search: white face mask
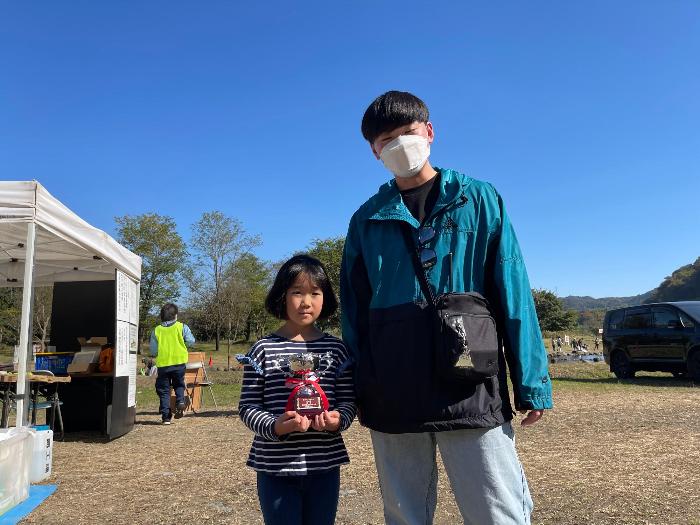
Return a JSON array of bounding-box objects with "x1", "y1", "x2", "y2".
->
[{"x1": 379, "y1": 134, "x2": 430, "y2": 178}]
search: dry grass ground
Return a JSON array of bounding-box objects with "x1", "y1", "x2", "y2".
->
[{"x1": 17, "y1": 363, "x2": 700, "y2": 525}]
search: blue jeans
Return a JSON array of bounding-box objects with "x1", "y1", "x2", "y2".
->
[
  {"x1": 256, "y1": 467, "x2": 340, "y2": 525},
  {"x1": 155, "y1": 364, "x2": 186, "y2": 421},
  {"x1": 370, "y1": 422, "x2": 533, "y2": 525}
]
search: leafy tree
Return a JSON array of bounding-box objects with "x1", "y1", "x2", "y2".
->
[
  {"x1": 532, "y1": 289, "x2": 578, "y2": 332},
  {"x1": 0, "y1": 288, "x2": 20, "y2": 348},
  {"x1": 115, "y1": 213, "x2": 188, "y2": 349},
  {"x1": 33, "y1": 286, "x2": 53, "y2": 350},
  {"x1": 576, "y1": 308, "x2": 605, "y2": 334},
  {"x1": 188, "y1": 211, "x2": 261, "y2": 352},
  {"x1": 305, "y1": 237, "x2": 344, "y2": 333},
  {"x1": 227, "y1": 253, "x2": 273, "y2": 343}
]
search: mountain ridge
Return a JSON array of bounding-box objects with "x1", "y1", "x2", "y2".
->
[
  {"x1": 561, "y1": 290, "x2": 656, "y2": 311},
  {"x1": 561, "y1": 256, "x2": 700, "y2": 311}
]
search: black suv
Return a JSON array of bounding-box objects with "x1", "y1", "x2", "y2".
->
[{"x1": 603, "y1": 301, "x2": 700, "y2": 380}]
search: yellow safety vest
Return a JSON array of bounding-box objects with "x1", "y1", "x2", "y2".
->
[{"x1": 154, "y1": 321, "x2": 188, "y2": 367}]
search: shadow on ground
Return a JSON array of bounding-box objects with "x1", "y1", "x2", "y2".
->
[
  {"x1": 553, "y1": 376, "x2": 696, "y2": 387},
  {"x1": 59, "y1": 432, "x2": 110, "y2": 444},
  {"x1": 135, "y1": 409, "x2": 237, "y2": 422}
]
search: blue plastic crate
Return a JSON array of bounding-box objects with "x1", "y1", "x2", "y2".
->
[{"x1": 34, "y1": 353, "x2": 74, "y2": 374}]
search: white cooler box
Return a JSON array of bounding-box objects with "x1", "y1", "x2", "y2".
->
[
  {"x1": 0, "y1": 427, "x2": 32, "y2": 516},
  {"x1": 29, "y1": 426, "x2": 53, "y2": 483}
]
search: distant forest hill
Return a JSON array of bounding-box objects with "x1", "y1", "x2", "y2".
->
[
  {"x1": 561, "y1": 290, "x2": 656, "y2": 312},
  {"x1": 561, "y1": 256, "x2": 700, "y2": 312}
]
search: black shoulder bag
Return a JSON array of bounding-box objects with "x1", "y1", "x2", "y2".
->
[{"x1": 400, "y1": 222, "x2": 500, "y2": 382}]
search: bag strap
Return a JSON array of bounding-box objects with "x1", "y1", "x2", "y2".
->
[{"x1": 399, "y1": 221, "x2": 436, "y2": 307}]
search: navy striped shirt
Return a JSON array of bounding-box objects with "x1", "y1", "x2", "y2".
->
[{"x1": 238, "y1": 333, "x2": 356, "y2": 475}]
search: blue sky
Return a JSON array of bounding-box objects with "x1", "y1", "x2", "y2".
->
[{"x1": 2, "y1": 2, "x2": 699, "y2": 298}]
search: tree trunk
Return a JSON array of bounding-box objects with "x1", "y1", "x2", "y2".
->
[
  {"x1": 138, "y1": 325, "x2": 147, "y2": 353},
  {"x1": 227, "y1": 319, "x2": 231, "y2": 370},
  {"x1": 244, "y1": 316, "x2": 251, "y2": 342}
]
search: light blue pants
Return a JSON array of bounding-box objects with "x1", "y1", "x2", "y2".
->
[{"x1": 370, "y1": 422, "x2": 533, "y2": 525}]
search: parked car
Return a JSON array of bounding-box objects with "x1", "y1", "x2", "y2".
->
[{"x1": 602, "y1": 301, "x2": 700, "y2": 380}]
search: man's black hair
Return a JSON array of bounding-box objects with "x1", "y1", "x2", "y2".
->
[
  {"x1": 265, "y1": 254, "x2": 338, "y2": 321},
  {"x1": 160, "y1": 303, "x2": 178, "y2": 322},
  {"x1": 361, "y1": 90, "x2": 430, "y2": 144}
]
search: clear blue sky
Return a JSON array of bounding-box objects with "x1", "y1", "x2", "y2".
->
[{"x1": 2, "y1": 2, "x2": 699, "y2": 298}]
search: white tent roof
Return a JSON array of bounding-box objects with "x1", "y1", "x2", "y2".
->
[{"x1": 0, "y1": 181, "x2": 141, "y2": 285}]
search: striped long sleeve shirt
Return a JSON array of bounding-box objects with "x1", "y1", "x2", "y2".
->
[{"x1": 238, "y1": 333, "x2": 356, "y2": 475}]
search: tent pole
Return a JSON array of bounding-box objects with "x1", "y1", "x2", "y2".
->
[{"x1": 15, "y1": 222, "x2": 37, "y2": 428}]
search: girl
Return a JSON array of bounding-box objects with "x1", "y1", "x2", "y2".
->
[{"x1": 238, "y1": 254, "x2": 356, "y2": 525}]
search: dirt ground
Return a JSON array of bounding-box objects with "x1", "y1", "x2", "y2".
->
[{"x1": 18, "y1": 370, "x2": 700, "y2": 525}]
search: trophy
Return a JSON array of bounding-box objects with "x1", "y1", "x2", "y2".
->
[
  {"x1": 236, "y1": 351, "x2": 334, "y2": 416},
  {"x1": 274, "y1": 352, "x2": 333, "y2": 416}
]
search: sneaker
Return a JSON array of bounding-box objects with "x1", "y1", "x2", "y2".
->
[
  {"x1": 162, "y1": 419, "x2": 171, "y2": 425},
  {"x1": 174, "y1": 402, "x2": 186, "y2": 419}
]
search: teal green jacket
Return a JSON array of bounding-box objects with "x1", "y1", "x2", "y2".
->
[{"x1": 340, "y1": 168, "x2": 552, "y2": 433}]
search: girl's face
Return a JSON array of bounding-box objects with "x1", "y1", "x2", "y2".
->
[{"x1": 285, "y1": 273, "x2": 323, "y2": 327}]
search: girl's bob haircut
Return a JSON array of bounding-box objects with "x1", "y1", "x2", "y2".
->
[{"x1": 265, "y1": 254, "x2": 338, "y2": 321}]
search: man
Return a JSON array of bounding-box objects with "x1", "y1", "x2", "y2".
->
[
  {"x1": 150, "y1": 303, "x2": 195, "y2": 425},
  {"x1": 340, "y1": 91, "x2": 552, "y2": 524}
]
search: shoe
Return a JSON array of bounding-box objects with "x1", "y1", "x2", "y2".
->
[
  {"x1": 162, "y1": 419, "x2": 171, "y2": 425},
  {"x1": 174, "y1": 402, "x2": 186, "y2": 419}
]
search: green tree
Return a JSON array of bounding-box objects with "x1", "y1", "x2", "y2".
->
[
  {"x1": 0, "y1": 288, "x2": 21, "y2": 348},
  {"x1": 115, "y1": 213, "x2": 188, "y2": 348},
  {"x1": 532, "y1": 289, "x2": 578, "y2": 332},
  {"x1": 577, "y1": 308, "x2": 605, "y2": 335},
  {"x1": 576, "y1": 308, "x2": 606, "y2": 334},
  {"x1": 33, "y1": 286, "x2": 53, "y2": 350},
  {"x1": 188, "y1": 211, "x2": 261, "y2": 352},
  {"x1": 305, "y1": 236, "x2": 345, "y2": 333},
  {"x1": 224, "y1": 253, "x2": 273, "y2": 344}
]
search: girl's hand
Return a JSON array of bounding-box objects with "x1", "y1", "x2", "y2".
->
[
  {"x1": 274, "y1": 411, "x2": 311, "y2": 436},
  {"x1": 311, "y1": 410, "x2": 341, "y2": 432}
]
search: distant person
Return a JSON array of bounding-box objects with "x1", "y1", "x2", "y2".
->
[
  {"x1": 557, "y1": 336, "x2": 563, "y2": 352},
  {"x1": 594, "y1": 336, "x2": 600, "y2": 351},
  {"x1": 140, "y1": 357, "x2": 156, "y2": 376},
  {"x1": 237, "y1": 255, "x2": 356, "y2": 525},
  {"x1": 149, "y1": 303, "x2": 195, "y2": 425},
  {"x1": 551, "y1": 338, "x2": 556, "y2": 354},
  {"x1": 341, "y1": 90, "x2": 550, "y2": 525}
]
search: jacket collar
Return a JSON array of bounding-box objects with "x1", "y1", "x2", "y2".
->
[{"x1": 366, "y1": 167, "x2": 470, "y2": 226}]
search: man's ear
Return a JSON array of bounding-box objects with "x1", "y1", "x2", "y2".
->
[
  {"x1": 426, "y1": 121, "x2": 435, "y2": 145},
  {"x1": 370, "y1": 142, "x2": 381, "y2": 160}
]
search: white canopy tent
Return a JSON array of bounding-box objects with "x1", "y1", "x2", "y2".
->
[{"x1": 0, "y1": 181, "x2": 141, "y2": 427}]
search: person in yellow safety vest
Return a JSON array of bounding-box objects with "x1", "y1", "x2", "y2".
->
[{"x1": 149, "y1": 303, "x2": 196, "y2": 425}]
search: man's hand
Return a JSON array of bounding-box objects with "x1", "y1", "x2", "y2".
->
[
  {"x1": 310, "y1": 410, "x2": 341, "y2": 432},
  {"x1": 274, "y1": 411, "x2": 311, "y2": 436},
  {"x1": 519, "y1": 409, "x2": 544, "y2": 426}
]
